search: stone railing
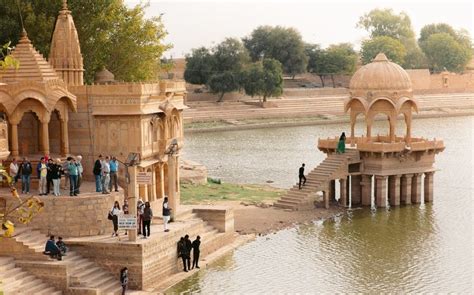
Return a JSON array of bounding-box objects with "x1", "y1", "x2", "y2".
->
[
  {"x1": 159, "y1": 80, "x2": 186, "y2": 94},
  {"x1": 318, "y1": 136, "x2": 445, "y2": 153}
]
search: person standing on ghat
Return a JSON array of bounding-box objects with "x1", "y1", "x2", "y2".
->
[
  {"x1": 109, "y1": 156, "x2": 119, "y2": 192},
  {"x1": 93, "y1": 154, "x2": 103, "y2": 192},
  {"x1": 62, "y1": 157, "x2": 70, "y2": 190},
  {"x1": 76, "y1": 155, "x2": 83, "y2": 194},
  {"x1": 9, "y1": 158, "x2": 18, "y2": 185},
  {"x1": 50, "y1": 159, "x2": 62, "y2": 196},
  {"x1": 184, "y1": 234, "x2": 192, "y2": 271},
  {"x1": 162, "y1": 197, "x2": 171, "y2": 232},
  {"x1": 38, "y1": 157, "x2": 48, "y2": 196},
  {"x1": 110, "y1": 201, "x2": 122, "y2": 237},
  {"x1": 192, "y1": 236, "x2": 201, "y2": 269},
  {"x1": 137, "y1": 199, "x2": 145, "y2": 236},
  {"x1": 19, "y1": 157, "x2": 32, "y2": 194},
  {"x1": 142, "y1": 201, "x2": 153, "y2": 239},
  {"x1": 102, "y1": 156, "x2": 111, "y2": 194},
  {"x1": 68, "y1": 157, "x2": 79, "y2": 196},
  {"x1": 46, "y1": 158, "x2": 54, "y2": 195},
  {"x1": 177, "y1": 237, "x2": 187, "y2": 272}
]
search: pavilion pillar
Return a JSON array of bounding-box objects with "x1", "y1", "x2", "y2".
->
[
  {"x1": 143, "y1": 184, "x2": 148, "y2": 202},
  {"x1": 388, "y1": 175, "x2": 401, "y2": 206},
  {"x1": 158, "y1": 165, "x2": 165, "y2": 199},
  {"x1": 151, "y1": 169, "x2": 157, "y2": 202},
  {"x1": 339, "y1": 178, "x2": 348, "y2": 207},
  {"x1": 350, "y1": 120, "x2": 355, "y2": 147},
  {"x1": 411, "y1": 173, "x2": 422, "y2": 204},
  {"x1": 60, "y1": 118, "x2": 69, "y2": 156},
  {"x1": 168, "y1": 155, "x2": 178, "y2": 218},
  {"x1": 329, "y1": 180, "x2": 336, "y2": 203},
  {"x1": 323, "y1": 191, "x2": 329, "y2": 209},
  {"x1": 11, "y1": 123, "x2": 19, "y2": 157},
  {"x1": 361, "y1": 174, "x2": 372, "y2": 206},
  {"x1": 350, "y1": 175, "x2": 362, "y2": 205},
  {"x1": 41, "y1": 120, "x2": 50, "y2": 155},
  {"x1": 375, "y1": 175, "x2": 388, "y2": 208},
  {"x1": 424, "y1": 172, "x2": 434, "y2": 203},
  {"x1": 400, "y1": 174, "x2": 413, "y2": 204}
]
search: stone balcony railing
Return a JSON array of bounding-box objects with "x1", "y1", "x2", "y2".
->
[{"x1": 318, "y1": 135, "x2": 445, "y2": 153}]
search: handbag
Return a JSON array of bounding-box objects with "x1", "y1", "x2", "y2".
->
[{"x1": 107, "y1": 211, "x2": 113, "y2": 220}]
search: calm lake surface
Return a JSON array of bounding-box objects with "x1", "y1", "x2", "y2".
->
[{"x1": 169, "y1": 116, "x2": 473, "y2": 293}]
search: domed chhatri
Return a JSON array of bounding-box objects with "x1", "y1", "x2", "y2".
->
[
  {"x1": 345, "y1": 52, "x2": 419, "y2": 143},
  {"x1": 94, "y1": 67, "x2": 115, "y2": 84}
]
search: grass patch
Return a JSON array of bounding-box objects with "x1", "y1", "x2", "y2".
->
[{"x1": 180, "y1": 182, "x2": 285, "y2": 205}]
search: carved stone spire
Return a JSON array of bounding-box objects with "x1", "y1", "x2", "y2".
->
[{"x1": 49, "y1": 0, "x2": 84, "y2": 86}]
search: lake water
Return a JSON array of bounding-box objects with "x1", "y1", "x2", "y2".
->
[{"x1": 169, "y1": 116, "x2": 473, "y2": 293}]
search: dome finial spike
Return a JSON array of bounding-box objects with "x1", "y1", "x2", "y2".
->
[
  {"x1": 373, "y1": 52, "x2": 388, "y2": 62},
  {"x1": 62, "y1": 0, "x2": 68, "y2": 11}
]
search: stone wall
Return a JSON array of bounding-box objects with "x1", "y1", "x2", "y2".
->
[
  {"x1": 0, "y1": 236, "x2": 48, "y2": 261},
  {"x1": 283, "y1": 88, "x2": 349, "y2": 97},
  {"x1": 406, "y1": 69, "x2": 431, "y2": 90},
  {"x1": 3, "y1": 193, "x2": 121, "y2": 237},
  {"x1": 193, "y1": 206, "x2": 235, "y2": 233}
]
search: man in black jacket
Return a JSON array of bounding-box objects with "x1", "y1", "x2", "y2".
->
[
  {"x1": 192, "y1": 236, "x2": 201, "y2": 269},
  {"x1": 19, "y1": 157, "x2": 32, "y2": 194},
  {"x1": 184, "y1": 234, "x2": 192, "y2": 271},
  {"x1": 93, "y1": 155, "x2": 103, "y2": 192}
]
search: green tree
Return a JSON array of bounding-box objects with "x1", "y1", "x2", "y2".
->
[
  {"x1": 0, "y1": 0, "x2": 170, "y2": 83},
  {"x1": 360, "y1": 36, "x2": 406, "y2": 65},
  {"x1": 420, "y1": 33, "x2": 472, "y2": 72},
  {"x1": 324, "y1": 43, "x2": 358, "y2": 87},
  {"x1": 243, "y1": 26, "x2": 308, "y2": 77},
  {"x1": 208, "y1": 71, "x2": 239, "y2": 102},
  {"x1": 357, "y1": 8, "x2": 414, "y2": 41},
  {"x1": 213, "y1": 38, "x2": 249, "y2": 73},
  {"x1": 240, "y1": 59, "x2": 283, "y2": 102},
  {"x1": 184, "y1": 47, "x2": 214, "y2": 85},
  {"x1": 305, "y1": 43, "x2": 325, "y2": 86}
]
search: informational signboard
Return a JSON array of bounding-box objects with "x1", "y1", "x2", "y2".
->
[
  {"x1": 118, "y1": 215, "x2": 137, "y2": 230},
  {"x1": 136, "y1": 172, "x2": 152, "y2": 185}
]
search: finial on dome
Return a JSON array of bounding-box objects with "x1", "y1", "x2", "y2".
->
[
  {"x1": 62, "y1": 0, "x2": 69, "y2": 10},
  {"x1": 373, "y1": 53, "x2": 389, "y2": 62},
  {"x1": 19, "y1": 29, "x2": 31, "y2": 44}
]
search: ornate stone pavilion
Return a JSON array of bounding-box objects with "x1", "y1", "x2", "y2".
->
[
  {"x1": 0, "y1": 1, "x2": 186, "y2": 211},
  {"x1": 275, "y1": 53, "x2": 444, "y2": 210}
]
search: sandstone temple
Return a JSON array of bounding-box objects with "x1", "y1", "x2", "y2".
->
[
  {"x1": 0, "y1": 2, "x2": 235, "y2": 294},
  {"x1": 275, "y1": 53, "x2": 445, "y2": 210}
]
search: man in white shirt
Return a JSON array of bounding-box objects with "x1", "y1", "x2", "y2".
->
[
  {"x1": 101, "y1": 156, "x2": 111, "y2": 194},
  {"x1": 9, "y1": 158, "x2": 19, "y2": 184}
]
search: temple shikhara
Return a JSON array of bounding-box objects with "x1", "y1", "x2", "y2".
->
[
  {"x1": 275, "y1": 53, "x2": 445, "y2": 210},
  {"x1": 0, "y1": 2, "x2": 235, "y2": 293}
]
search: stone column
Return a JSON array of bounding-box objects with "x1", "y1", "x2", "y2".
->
[
  {"x1": 11, "y1": 123, "x2": 19, "y2": 157},
  {"x1": 411, "y1": 173, "x2": 422, "y2": 204},
  {"x1": 151, "y1": 169, "x2": 157, "y2": 202},
  {"x1": 329, "y1": 180, "x2": 336, "y2": 203},
  {"x1": 168, "y1": 155, "x2": 178, "y2": 218},
  {"x1": 351, "y1": 175, "x2": 362, "y2": 205},
  {"x1": 41, "y1": 120, "x2": 50, "y2": 155},
  {"x1": 375, "y1": 175, "x2": 388, "y2": 208},
  {"x1": 127, "y1": 166, "x2": 138, "y2": 242},
  {"x1": 60, "y1": 119, "x2": 69, "y2": 156},
  {"x1": 323, "y1": 191, "x2": 329, "y2": 209},
  {"x1": 361, "y1": 175, "x2": 372, "y2": 206},
  {"x1": 159, "y1": 165, "x2": 165, "y2": 199},
  {"x1": 424, "y1": 172, "x2": 434, "y2": 202},
  {"x1": 400, "y1": 174, "x2": 413, "y2": 205},
  {"x1": 388, "y1": 175, "x2": 401, "y2": 206},
  {"x1": 339, "y1": 178, "x2": 348, "y2": 207}
]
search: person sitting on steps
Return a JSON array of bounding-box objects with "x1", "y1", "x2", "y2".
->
[
  {"x1": 44, "y1": 235, "x2": 62, "y2": 260},
  {"x1": 56, "y1": 236, "x2": 68, "y2": 255}
]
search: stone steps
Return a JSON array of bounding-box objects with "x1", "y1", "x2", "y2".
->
[{"x1": 0, "y1": 257, "x2": 62, "y2": 295}]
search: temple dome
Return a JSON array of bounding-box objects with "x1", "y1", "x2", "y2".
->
[
  {"x1": 349, "y1": 53, "x2": 412, "y2": 94},
  {"x1": 94, "y1": 68, "x2": 115, "y2": 84}
]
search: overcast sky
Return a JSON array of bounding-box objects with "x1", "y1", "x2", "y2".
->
[{"x1": 125, "y1": 0, "x2": 473, "y2": 58}]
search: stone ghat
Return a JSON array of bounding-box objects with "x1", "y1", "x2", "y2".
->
[
  {"x1": 65, "y1": 208, "x2": 235, "y2": 290},
  {"x1": 2, "y1": 190, "x2": 122, "y2": 237}
]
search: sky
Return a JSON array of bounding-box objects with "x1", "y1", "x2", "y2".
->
[{"x1": 125, "y1": 0, "x2": 474, "y2": 58}]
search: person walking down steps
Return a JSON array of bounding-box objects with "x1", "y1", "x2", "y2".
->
[{"x1": 299, "y1": 163, "x2": 306, "y2": 189}]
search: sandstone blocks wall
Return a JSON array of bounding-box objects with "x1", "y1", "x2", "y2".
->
[{"x1": 193, "y1": 207, "x2": 235, "y2": 233}]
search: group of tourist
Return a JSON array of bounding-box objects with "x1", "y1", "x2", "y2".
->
[
  {"x1": 109, "y1": 197, "x2": 172, "y2": 237},
  {"x1": 93, "y1": 154, "x2": 119, "y2": 195},
  {"x1": 43, "y1": 235, "x2": 68, "y2": 261},
  {"x1": 10, "y1": 155, "x2": 84, "y2": 197},
  {"x1": 177, "y1": 235, "x2": 201, "y2": 272}
]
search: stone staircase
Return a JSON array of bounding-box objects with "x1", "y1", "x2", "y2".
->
[
  {"x1": 9, "y1": 228, "x2": 123, "y2": 294},
  {"x1": 0, "y1": 257, "x2": 62, "y2": 295},
  {"x1": 274, "y1": 150, "x2": 359, "y2": 210}
]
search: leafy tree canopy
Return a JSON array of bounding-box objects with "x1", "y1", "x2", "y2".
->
[
  {"x1": 184, "y1": 47, "x2": 214, "y2": 85},
  {"x1": 213, "y1": 37, "x2": 250, "y2": 73},
  {"x1": 208, "y1": 71, "x2": 239, "y2": 102},
  {"x1": 357, "y1": 8, "x2": 415, "y2": 41},
  {"x1": 0, "y1": 0, "x2": 170, "y2": 83},
  {"x1": 420, "y1": 33, "x2": 472, "y2": 72},
  {"x1": 240, "y1": 58, "x2": 283, "y2": 102},
  {"x1": 243, "y1": 26, "x2": 308, "y2": 77},
  {"x1": 360, "y1": 36, "x2": 406, "y2": 65}
]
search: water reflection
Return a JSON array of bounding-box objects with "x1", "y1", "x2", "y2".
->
[{"x1": 168, "y1": 116, "x2": 472, "y2": 293}]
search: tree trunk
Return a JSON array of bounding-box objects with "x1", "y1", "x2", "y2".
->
[
  {"x1": 263, "y1": 95, "x2": 267, "y2": 103},
  {"x1": 319, "y1": 75, "x2": 325, "y2": 87},
  {"x1": 217, "y1": 92, "x2": 225, "y2": 102},
  {"x1": 331, "y1": 75, "x2": 335, "y2": 88}
]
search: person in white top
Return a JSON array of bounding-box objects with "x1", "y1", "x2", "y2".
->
[
  {"x1": 9, "y1": 158, "x2": 19, "y2": 184},
  {"x1": 110, "y1": 201, "x2": 122, "y2": 237},
  {"x1": 102, "y1": 156, "x2": 111, "y2": 194}
]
